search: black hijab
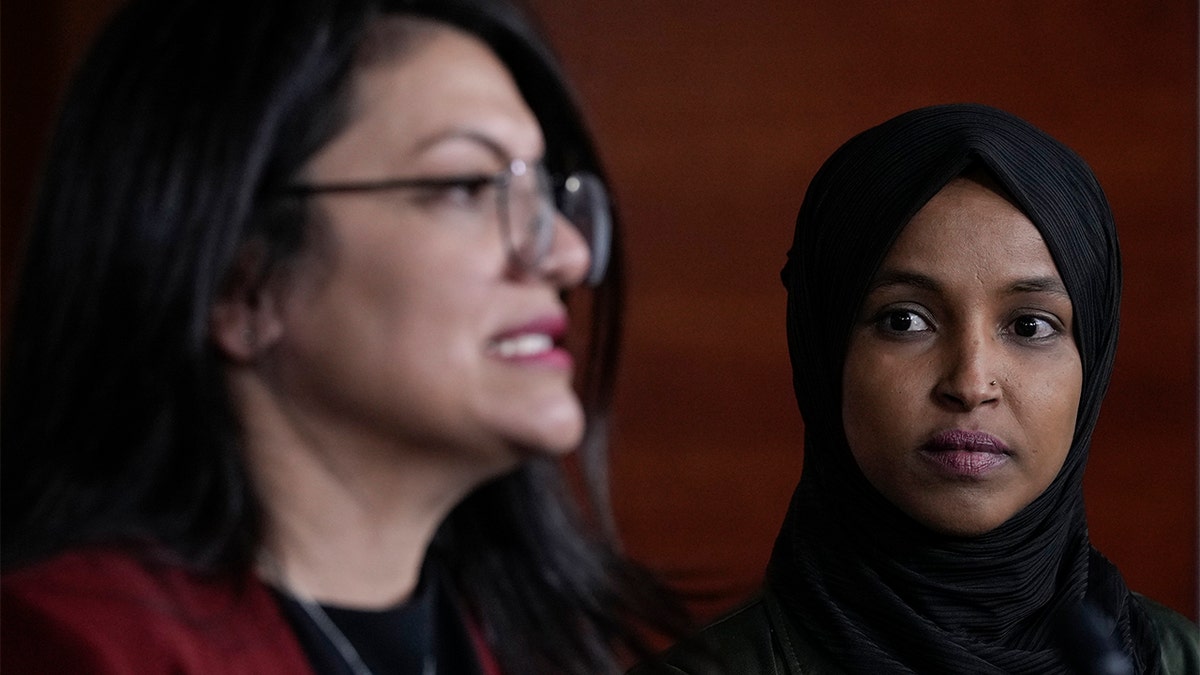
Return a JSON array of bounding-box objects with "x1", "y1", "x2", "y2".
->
[{"x1": 768, "y1": 103, "x2": 1160, "y2": 674}]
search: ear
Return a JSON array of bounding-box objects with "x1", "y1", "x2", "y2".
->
[{"x1": 210, "y1": 242, "x2": 287, "y2": 363}]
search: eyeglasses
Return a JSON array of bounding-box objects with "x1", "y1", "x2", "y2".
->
[{"x1": 280, "y1": 159, "x2": 611, "y2": 286}]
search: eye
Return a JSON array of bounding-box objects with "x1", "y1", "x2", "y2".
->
[
  {"x1": 414, "y1": 175, "x2": 497, "y2": 210},
  {"x1": 1010, "y1": 314, "x2": 1058, "y2": 340},
  {"x1": 442, "y1": 176, "x2": 496, "y2": 206},
  {"x1": 877, "y1": 309, "x2": 931, "y2": 334}
]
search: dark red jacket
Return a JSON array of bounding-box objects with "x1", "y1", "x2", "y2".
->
[
  {"x1": 2, "y1": 548, "x2": 315, "y2": 673},
  {"x1": 3, "y1": 547, "x2": 506, "y2": 674}
]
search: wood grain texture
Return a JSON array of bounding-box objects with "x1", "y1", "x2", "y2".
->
[
  {"x1": 525, "y1": 0, "x2": 1199, "y2": 622},
  {"x1": 3, "y1": 0, "x2": 1195, "y2": 623}
]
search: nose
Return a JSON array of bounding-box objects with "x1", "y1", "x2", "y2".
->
[
  {"x1": 933, "y1": 329, "x2": 1002, "y2": 411},
  {"x1": 535, "y1": 213, "x2": 591, "y2": 288}
]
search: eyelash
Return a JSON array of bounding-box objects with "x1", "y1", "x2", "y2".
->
[
  {"x1": 873, "y1": 308, "x2": 932, "y2": 336},
  {"x1": 416, "y1": 176, "x2": 496, "y2": 209},
  {"x1": 871, "y1": 307, "x2": 1065, "y2": 343},
  {"x1": 1004, "y1": 314, "x2": 1062, "y2": 341}
]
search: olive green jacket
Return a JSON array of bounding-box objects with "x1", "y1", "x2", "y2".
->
[{"x1": 632, "y1": 590, "x2": 1199, "y2": 675}]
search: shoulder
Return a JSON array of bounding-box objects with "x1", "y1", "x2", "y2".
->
[
  {"x1": 1136, "y1": 594, "x2": 1200, "y2": 675},
  {"x1": 1, "y1": 547, "x2": 312, "y2": 675},
  {"x1": 630, "y1": 590, "x2": 844, "y2": 675},
  {"x1": 629, "y1": 595, "x2": 777, "y2": 674}
]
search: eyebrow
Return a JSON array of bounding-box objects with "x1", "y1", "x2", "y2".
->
[
  {"x1": 413, "y1": 128, "x2": 527, "y2": 165},
  {"x1": 1008, "y1": 276, "x2": 1071, "y2": 297},
  {"x1": 866, "y1": 270, "x2": 942, "y2": 294},
  {"x1": 866, "y1": 270, "x2": 1071, "y2": 298}
]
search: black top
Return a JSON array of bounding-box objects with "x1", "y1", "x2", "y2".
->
[
  {"x1": 629, "y1": 590, "x2": 1199, "y2": 675},
  {"x1": 272, "y1": 567, "x2": 484, "y2": 675}
]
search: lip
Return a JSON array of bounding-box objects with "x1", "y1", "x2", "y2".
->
[
  {"x1": 487, "y1": 313, "x2": 572, "y2": 370},
  {"x1": 918, "y1": 429, "x2": 1011, "y2": 479}
]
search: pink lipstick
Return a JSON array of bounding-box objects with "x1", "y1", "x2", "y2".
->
[
  {"x1": 487, "y1": 315, "x2": 572, "y2": 369},
  {"x1": 919, "y1": 429, "x2": 1010, "y2": 478}
]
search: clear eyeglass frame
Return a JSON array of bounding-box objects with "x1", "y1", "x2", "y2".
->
[{"x1": 279, "y1": 159, "x2": 612, "y2": 286}]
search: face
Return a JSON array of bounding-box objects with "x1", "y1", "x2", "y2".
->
[
  {"x1": 841, "y1": 177, "x2": 1082, "y2": 536},
  {"x1": 260, "y1": 22, "x2": 591, "y2": 479}
]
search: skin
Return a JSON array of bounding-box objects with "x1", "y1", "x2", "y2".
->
[
  {"x1": 211, "y1": 20, "x2": 591, "y2": 606},
  {"x1": 841, "y1": 177, "x2": 1083, "y2": 536}
]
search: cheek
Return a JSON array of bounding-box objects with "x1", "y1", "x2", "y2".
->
[
  {"x1": 1014, "y1": 353, "x2": 1083, "y2": 480},
  {"x1": 842, "y1": 370, "x2": 873, "y2": 450},
  {"x1": 353, "y1": 233, "x2": 495, "y2": 349},
  {"x1": 841, "y1": 346, "x2": 913, "y2": 466},
  {"x1": 282, "y1": 227, "x2": 493, "y2": 393}
]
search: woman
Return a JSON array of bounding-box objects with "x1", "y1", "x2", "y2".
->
[
  {"x1": 635, "y1": 104, "x2": 1198, "y2": 673},
  {"x1": 1, "y1": 0, "x2": 685, "y2": 673}
]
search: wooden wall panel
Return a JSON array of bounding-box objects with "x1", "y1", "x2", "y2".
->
[
  {"x1": 4, "y1": 1, "x2": 1195, "y2": 623},
  {"x1": 1, "y1": 1, "x2": 126, "y2": 322},
  {"x1": 524, "y1": 1, "x2": 1199, "y2": 621}
]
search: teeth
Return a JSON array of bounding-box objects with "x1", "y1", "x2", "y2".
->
[{"x1": 493, "y1": 333, "x2": 553, "y2": 357}]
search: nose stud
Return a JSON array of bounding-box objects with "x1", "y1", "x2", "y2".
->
[{"x1": 989, "y1": 380, "x2": 997, "y2": 386}]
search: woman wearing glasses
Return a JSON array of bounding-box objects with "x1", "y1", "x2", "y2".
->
[{"x1": 1, "y1": 1, "x2": 684, "y2": 673}]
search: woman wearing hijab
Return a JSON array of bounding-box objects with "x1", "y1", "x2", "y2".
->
[
  {"x1": 634, "y1": 104, "x2": 1198, "y2": 674},
  {"x1": 1, "y1": 0, "x2": 687, "y2": 673}
]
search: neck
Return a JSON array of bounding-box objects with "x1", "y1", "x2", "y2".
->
[
  {"x1": 253, "y1": 472, "x2": 444, "y2": 608},
  {"x1": 229, "y1": 368, "x2": 489, "y2": 608}
]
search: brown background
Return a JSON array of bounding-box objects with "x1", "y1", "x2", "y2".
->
[{"x1": 4, "y1": 2, "x2": 1197, "y2": 622}]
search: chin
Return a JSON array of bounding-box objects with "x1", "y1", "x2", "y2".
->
[
  {"x1": 481, "y1": 392, "x2": 586, "y2": 460},
  {"x1": 916, "y1": 508, "x2": 1009, "y2": 537},
  {"x1": 523, "y1": 420, "x2": 587, "y2": 457},
  {"x1": 521, "y1": 399, "x2": 586, "y2": 456}
]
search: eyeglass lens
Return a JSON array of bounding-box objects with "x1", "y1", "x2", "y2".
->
[
  {"x1": 503, "y1": 164, "x2": 553, "y2": 271},
  {"x1": 557, "y1": 173, "x2": 611, "y2": 287},
  {"x1": 503, "y1": 163, "x2": 611, "y2": 286}
]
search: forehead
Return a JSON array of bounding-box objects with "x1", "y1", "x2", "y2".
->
[
  {"x1": 337, "y1": 18, "x2": 544, "y2": 164},
  {"x1": 882, "y1": 178, "x2": 1055, "y2": 274}
]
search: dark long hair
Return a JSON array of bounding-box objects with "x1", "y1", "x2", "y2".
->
[{"x1": 1, "y1": 0, "x2": 684, "y2": 671}]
